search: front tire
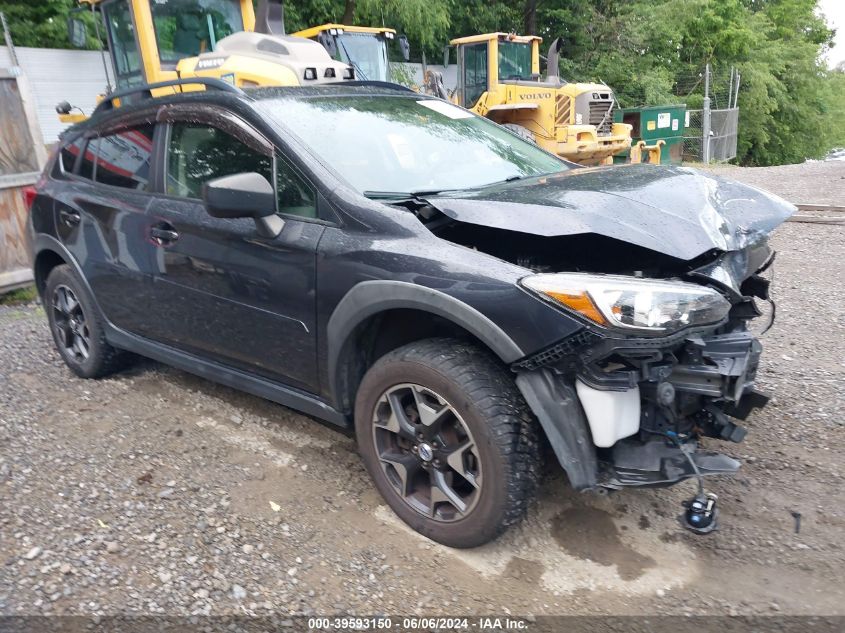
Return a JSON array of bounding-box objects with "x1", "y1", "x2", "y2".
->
[
  {"x1": 355, "y1": 338, "x2": 541, "y2": 548},
  {"x1": 44, "y1": 264, "x2": 129, "y2": 379}
]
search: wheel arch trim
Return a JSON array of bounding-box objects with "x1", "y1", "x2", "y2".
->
[
  {"x1": 326, "y1": 280, "x2": 525, "y2": 406},
  {"x1": 32, "y1": 236, "x2": 96, "y2": 304}
]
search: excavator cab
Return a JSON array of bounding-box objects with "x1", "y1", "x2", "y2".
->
[
  {"x1": 293, "y1": 24, "x2": 409, "y2": 82},
  {"x1": 60, "y1": 0, "x2": 352, "y2": 122},
  {"x1": 450, "y1": 32, "x2": 634, "y2": 165},
  {"x1": 71, "y1": 0, "x2": 254, "y2": 89}
]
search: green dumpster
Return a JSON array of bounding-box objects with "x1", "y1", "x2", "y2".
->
[{"x1": 613, "y1": 104, "x2": 687, "y2": 165}]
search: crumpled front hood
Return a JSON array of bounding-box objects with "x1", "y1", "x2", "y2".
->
[{"x1": 426, "y1": 164, "x2": 795, "y2": 261}]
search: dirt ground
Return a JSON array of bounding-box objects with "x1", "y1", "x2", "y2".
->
[
  {"x1": 1, "y1": 177, "x2": 844, "y2": 619},
  {"x1": 701, "y1": 161, "x2": 845, "y2": 206}
]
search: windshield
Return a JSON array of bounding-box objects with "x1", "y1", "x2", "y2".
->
[
  {"x1": 151, "y1": 0, "x2": 243, "y2": 65},
  {"x1": 498, "y1": 42, "x2": 532, "y2": 81},
  {"x1": 257, "y1": 96, "x2": 566, "y2": 195},
  {"x1": 335, "y1": 33, "x2": 388, "y2": 81}
]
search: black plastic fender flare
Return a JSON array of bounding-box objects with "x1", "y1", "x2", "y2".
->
[
  {"x1": 326, "y1": 280, "x2": 525, "y2": 406},
  {"x1": 515, "y1": 369, "x2": 599, "y2": 490},
  {"x1": 32, "y1": 235, "x2": 97, "y2": 304}
]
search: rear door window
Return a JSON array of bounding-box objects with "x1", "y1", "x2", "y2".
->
[{"x1": 92, "y1": 126, "x2": 155, "y2": 190}]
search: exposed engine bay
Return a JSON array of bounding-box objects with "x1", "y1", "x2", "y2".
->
[{"x1": 388, "y1": 164, "x2": 794, "y2": 533}]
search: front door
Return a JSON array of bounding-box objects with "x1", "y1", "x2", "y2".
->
[{"x1": 146, "y1": 117, "x2": 324, "y2": 392}]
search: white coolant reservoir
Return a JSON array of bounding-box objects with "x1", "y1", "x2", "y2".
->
[{"x1": 575, "y1": 379, "x2": 641, "y2": 448}]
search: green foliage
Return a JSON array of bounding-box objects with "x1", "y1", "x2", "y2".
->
[
  {"x1": 1, "y1": 0, "x2": 842, "y2": 163},
  {"x1": 0, "y1": 0, "x2": 101, "y2": 50},
  {"x1": 0, "y1": 285, "x2": 37, "y2": 306}
]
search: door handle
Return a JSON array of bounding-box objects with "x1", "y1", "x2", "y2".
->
[
  {"x1": 150, "y1": 225, "x2": 179, "y2": 245},
  {"x1": 59, "y1": 209, "x2": 81, "y2": 226}
]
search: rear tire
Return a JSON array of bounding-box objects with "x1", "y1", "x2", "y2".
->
[
  {"x1": 44, "y1": 265, "x2": 130, "y2": 379},
  {"x1": 355, "y1": 338, "x2": 541, "y2": 548}
]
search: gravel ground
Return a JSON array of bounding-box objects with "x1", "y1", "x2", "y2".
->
[
  {"x1": 1, "y1": 173, "x2": 844, "y2": 620},
  {"x1": 701, "y1": 161, "x2": 845, "y2": 206}
]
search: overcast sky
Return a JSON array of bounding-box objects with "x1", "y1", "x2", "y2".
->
[{"x1": 818, "y1": 0, "x2": 844, "y2": 68}]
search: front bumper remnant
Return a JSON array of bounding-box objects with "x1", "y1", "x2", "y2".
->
[{"x1": 601, "y1": 438, "x2": 740, "y2": 488}]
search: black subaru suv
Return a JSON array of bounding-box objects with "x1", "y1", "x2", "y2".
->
[{"x1": 27, "y1": 80, "x2": 793, "y2": 547}]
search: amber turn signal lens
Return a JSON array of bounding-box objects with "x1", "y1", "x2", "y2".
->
[{"x1": 544, "y1": 290, "x2": 609, "y2": 326}]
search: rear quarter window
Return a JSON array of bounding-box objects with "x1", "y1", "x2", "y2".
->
[{"x1": 59, "y1": 138, "x2": 85, "y2": 174}]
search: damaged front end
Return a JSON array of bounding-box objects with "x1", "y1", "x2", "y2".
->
[
  {"x1": 513, "y1": 248, "x2": 774, "y2": 491},
  {"x1": 412, "y1": 165, "x2": 795, "y2": 531}
]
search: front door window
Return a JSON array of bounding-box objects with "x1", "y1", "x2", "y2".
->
[{"x1": 166, "y1": 123, "x2": 317, "y2": 219}]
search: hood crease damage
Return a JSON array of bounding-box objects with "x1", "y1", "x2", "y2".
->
[{"x1": 414, "y1": 165, "x2": 794, "y2": 279}]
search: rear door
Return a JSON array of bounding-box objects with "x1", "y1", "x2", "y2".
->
[
  {"x1": 144, "y1": 106, "x2": 325, "y2": 392},
  {"x1": 52, "y1": 123, "x2": 161, "y2": 336}
]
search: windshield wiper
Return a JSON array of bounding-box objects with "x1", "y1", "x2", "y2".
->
[
  {"x1": 364, "y1": 188, "x2": 459, "y2": 201},
  {"x1": 364, "y1": 190, "x2": 416, "y2": 200}
]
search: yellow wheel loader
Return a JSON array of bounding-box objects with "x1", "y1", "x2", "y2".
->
[
  {"x1": 58, "y1": 0, "x2": 353, "y2": 123},
  {"x1": 448, "y1": 33, "x2": 634, "y2": 165},
  {"x1": 291, "y1": 24, "x2": 410, "y2": 82}
]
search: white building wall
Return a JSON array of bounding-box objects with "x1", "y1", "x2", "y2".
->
[
  {"x1": 0, "y1": 47, "x2": 113, "y2": 144},
  {"x1": 0, "y1": 46, "x2": 457, "y2": 145}
]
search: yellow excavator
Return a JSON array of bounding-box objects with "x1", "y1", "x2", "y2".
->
[
  {"x1": 58, "y1": 0, "x2": 353, "y2": 123},
  {"x1": 292, "y1": 24, "x2": 410, "y2": 82},
  {"x1": 441, "y1": 33, "x2": 645, "y2": 165}
]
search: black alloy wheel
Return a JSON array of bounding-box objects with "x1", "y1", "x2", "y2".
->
[
  {"x1": 52, "y1": 284, "x2": 91, "y2": 363},
  {"x1": 372, "y1": 382, "x2": 483, "y2": 522}
]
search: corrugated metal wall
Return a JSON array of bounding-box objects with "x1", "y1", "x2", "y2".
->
[{"x1": 0, "y1": 47, "x2": 113, "y2": 144}]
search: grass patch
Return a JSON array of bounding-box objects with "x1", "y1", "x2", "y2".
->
[{"x1": 0, "y1": 286, "x2": 38, "y2": 306}]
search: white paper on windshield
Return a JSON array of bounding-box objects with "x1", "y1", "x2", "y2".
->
[{"x1": 417, "y1": 100, "x2": 474, "y2": 119}]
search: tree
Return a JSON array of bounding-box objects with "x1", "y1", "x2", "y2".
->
[
  {"x1": 341, "y1": 0, "x2": 355, "y2": 25},
  {"x1": 0, "y1": 0, "x2": 841, "y2": 164},
  {"x1": 355, "y1": 0, "x2": 450, "y2": 54},
  {"x1": 524, "y1": 0, "x2": 538, "y2": 35},
  {"x1": 0, "y1": 0, "x2": 101, "y2": 50}
]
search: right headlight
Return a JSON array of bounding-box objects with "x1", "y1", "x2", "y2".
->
[{"x1": 522, "y1": 273, "x2": 731, "y2": 336}]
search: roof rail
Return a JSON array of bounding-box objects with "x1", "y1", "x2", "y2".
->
[
  {"x1": 337, "y1": 80, "x2": 415, "y2": 93},
  {"x1": 93, "y1": 78, "x2": 244, "y2": 115}
]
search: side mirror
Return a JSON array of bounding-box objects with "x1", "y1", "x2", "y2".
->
[
  {"x1": 68, "y1": 17, "x2": 88, "y2": 49},
  {"x1": 398, "y1": 34, "x2": 410, "y2": 62},
  {"x1": 202, "y1": 172, "x2": 284, "y2": 238}
]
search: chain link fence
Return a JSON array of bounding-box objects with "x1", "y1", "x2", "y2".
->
[
  {"x1": 709, "y1": 107, "x2": 739, "y2": 162},
  {"x1": 683, "y1": 107, "x2": 738, "y2": 162},
  {"x1": 683, "y1": 109, "x2": 703, "y2": 162},
  {"x1": 676, "y1": 65, "x2": 740, "y2": 163}
]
